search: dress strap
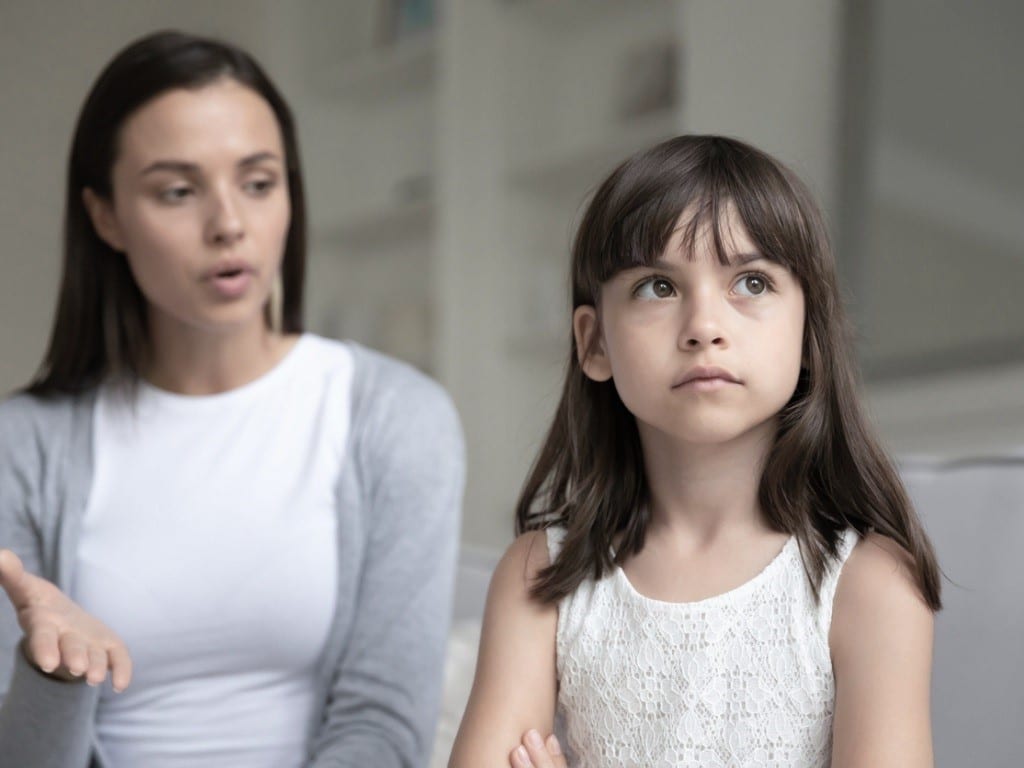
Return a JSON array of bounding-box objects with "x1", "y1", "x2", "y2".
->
[
  {"x1": 820, "y1": 528, "x2": 860, "y2": 626},
  {"x1": 545, "y1": 526, "x2": 567, "y2": 564}
]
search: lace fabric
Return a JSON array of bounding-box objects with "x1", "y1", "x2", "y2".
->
[{"x1": 548, "y1": 529, "x2": 857, "y2": 768}]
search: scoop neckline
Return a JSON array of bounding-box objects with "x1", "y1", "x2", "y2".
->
[
  {"x1": 613, "y1": 534, "x2": 798, "y2": 610},
  {"x1": 135, "y1": 334, "x2": 311, "y2": 409}
]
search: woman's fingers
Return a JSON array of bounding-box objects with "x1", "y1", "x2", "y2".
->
[
  {"x1": 25, "y1": 623, "x2": 61, "y2": 673},
  {"x1": 108, "y1": 643, "x2": 133, "y2": 693},
  {"x1": 59, "y1": 632, "x2": 90, "y2": 677},
  {"x1": 30, "y1": 628, "x2": 127, "y2": 688},
  {"x1": 1, "y1": 549, "x2": 132, "y2": 691},
  {"x1": 85, "y1": 645, "x2": 109, "y2": 686},
  {"x1": 0, "y1": 548, "x2": 29, "y2": 607}
]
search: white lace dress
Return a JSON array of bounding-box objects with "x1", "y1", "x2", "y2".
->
[{"x1": 547, "y1": 527, "x2": 858, "y2": 768}]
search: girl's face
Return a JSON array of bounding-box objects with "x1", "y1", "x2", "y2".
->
[
  {"x1": 84, "y1": 78, "x2": 290, "y2": 339},
  {"x1": 574, "y1": 205, "x2": 805, "y2": 449}
]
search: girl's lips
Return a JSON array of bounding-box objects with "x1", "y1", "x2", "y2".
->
[
  {"x1": 673, "y1": 366, "x2": 743, "y2": 388},
  {"x1": 676, "y1": 376, "x2": 740, "y2": 392}
]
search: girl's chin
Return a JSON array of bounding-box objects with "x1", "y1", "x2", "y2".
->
[{"x1": 644, "y1": 419, "x2": 779, "y2": 451}]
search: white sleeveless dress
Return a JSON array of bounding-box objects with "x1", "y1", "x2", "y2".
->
[{"x1": 547, "y1": 527, "x2": 858, "y2": 768}]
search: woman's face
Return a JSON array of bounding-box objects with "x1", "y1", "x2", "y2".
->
[{"x1": 85, "y1": 78, "x2": 290, "y2": 339}]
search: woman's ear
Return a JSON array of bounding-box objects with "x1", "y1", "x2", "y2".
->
[
  {"x1": 573, "y1": 304, "x2": 612, "y2": 382},
  {"x1": 82, "y1": 187, "x2": 125, "y2": 252}
]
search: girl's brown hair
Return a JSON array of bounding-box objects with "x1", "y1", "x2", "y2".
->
[{"x1": 516, "y1": 135, "x2": 941, "y2": 610}]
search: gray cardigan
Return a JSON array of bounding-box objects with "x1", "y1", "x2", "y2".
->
[{"x1": 0, "y1": 342, "x2": 465, "y2": 768}]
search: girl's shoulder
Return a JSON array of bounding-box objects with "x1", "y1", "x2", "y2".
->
[
  {"x1": 827, "y1": 531, "x2": 935, "y2": 761},
  {"x1": 495, "y1": 529, "x2": 554, "y2": 592},
  {"x1": 838, "y1": 531, "x2": 922, "y2": 606},
  {"x1": 830, "y1": 530, "x2": 934, "y2": 657}
]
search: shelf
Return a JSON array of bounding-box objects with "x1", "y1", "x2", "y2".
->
[
  {"x1": 506, "y1": 110, "x2": 679, "y2": 197},
  {"x1": 501, "y1": 0, "x2": 659, "y2": 31},
  {"x1": 329, "y1": 32, "x2": 437, "y2": 101},
  {"x1": 318, "y1": 198, "x2": 433, "y2": 250},
  {"x1": 504, "y1": 333, "x2": 568, "y2": 361}
]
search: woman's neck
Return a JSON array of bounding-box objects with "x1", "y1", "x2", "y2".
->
[
  {"x1": 143, "y1": 318, "x2": 297, "y2": 395},
  {"x1": 638, "y1": 418, "x2": 778, "y2": 543}
]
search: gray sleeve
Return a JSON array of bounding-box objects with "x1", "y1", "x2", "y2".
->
[
  {"x1": 0, "y1": 396, "x2": 99, "y2": 768},
  {"x1": 309, "y1": 358, "x2": 465, "y2": 768}
]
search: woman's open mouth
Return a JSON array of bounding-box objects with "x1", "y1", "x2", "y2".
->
[{"x1": 206, "y1": 263, "x2": 255, "y2": 299}]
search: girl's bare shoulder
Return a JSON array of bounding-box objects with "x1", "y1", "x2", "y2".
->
[
  {"x1": 487, "y1": 529, "x2": 554, "y2": 607},
  {"x1": 830, "y1": 531, "x2": 934, "y2": 663},
  {"x1": 839, "y1": 532, "x2": 923, "y2": 606}
]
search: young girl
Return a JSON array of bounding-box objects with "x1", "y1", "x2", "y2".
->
[
  {"x1": 449, "y1": 135, "x2": 940, "y2": 768},
  {"x1": 0, "y1": 31, "x2": 463, "y2": 767}
]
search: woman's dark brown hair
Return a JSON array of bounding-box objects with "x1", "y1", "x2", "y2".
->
[
  {"x1": 28, "y1": 30, "x2": 306, "y2": 396},
  {"x1": 516, "y1": 135, "x2": 941, "y2": 611}
]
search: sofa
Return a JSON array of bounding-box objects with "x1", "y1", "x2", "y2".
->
[{"x1": 432, "y1": 454, "x2": 1024, "y2": 766}]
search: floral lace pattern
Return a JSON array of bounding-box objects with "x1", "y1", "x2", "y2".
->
[{"x1": 548, "y1": 529, "x2": 857, "y2": 768}]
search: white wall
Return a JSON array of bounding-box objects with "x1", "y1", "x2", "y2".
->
[
  {"x1": 0, "y1": 2, "x2": 281, "y2": 395},
  {"x1": 1, "y1": 2, "x2": 1020, "y2": 553}
]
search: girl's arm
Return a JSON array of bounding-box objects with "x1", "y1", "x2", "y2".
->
[
  {"x1": 449, "y1": 530, "x2": 559, "y2": 768},
  {"x1": 829, "y1": 533, "x2": 935, "y2": 767}
]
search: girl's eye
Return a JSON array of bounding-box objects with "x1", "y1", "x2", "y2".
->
[
  {"x1": 734, "y1": 272, "x2": 772, "y2": 297},
  {"x1": 635, "y1": 278, "x2": 676, "y2": 299}
]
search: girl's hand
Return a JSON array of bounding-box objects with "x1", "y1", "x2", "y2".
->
[
  {"x1": 0, "y1": 549, "x2": 132, "y2": 691},
  {"x1": 510, "y1": 730, "x2": 566, "y2": 768}
]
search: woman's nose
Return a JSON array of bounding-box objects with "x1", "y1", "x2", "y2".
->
[{"x1": 205, "y1": 187, "x2": 245, "y2": 247}]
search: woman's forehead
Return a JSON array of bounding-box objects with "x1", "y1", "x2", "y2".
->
[{"x1": 115, "y1": 79, "x2": 283, "y2": 169}]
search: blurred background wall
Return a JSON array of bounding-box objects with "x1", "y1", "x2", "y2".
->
[{"x1": 1, "y1": 0, "x2": 1021, "y2": 552}]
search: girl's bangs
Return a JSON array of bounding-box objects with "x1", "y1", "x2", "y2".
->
[{"x1": 597, "y1": 176, "x2": 802, "y2": 281}]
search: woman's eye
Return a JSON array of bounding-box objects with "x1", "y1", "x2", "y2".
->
[
  {"x1": 635, "y1": 278, "x2": 676, "y2": 299},
  {"x1": 158, "y1": 186, "x2": 193, "y2": 203},
  {"x1": 244, "y1": 178, "x2": 276, "y2": 196},
  {"x1": 734, "y1": 273, "x2": 771, "y2": 297}
]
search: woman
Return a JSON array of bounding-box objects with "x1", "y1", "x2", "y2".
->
[{"x1": 0, "y1": 30, "x2": 464, "y2": 768}]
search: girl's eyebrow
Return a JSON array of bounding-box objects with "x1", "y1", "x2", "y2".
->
[
  {"x1": 645, "y1": 252, "x2": 770, "y2": 270},
  {"x1": 726, "y1": 252, "x2": 771, "y2": 267}
]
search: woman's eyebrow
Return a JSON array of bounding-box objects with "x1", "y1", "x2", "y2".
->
[
  {"x1": 238, "y1": 151, "x2": 282, "y2": 168},
  {"x1": 140, "y1": 160, "x2": 198, "y2": 176},
  {"x1": 138, "y1": 152, "x2": 281, "y2": 177}
]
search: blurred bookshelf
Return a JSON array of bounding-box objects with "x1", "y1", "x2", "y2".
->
[
  {"x1": 329, "y1": 32, "x2": 437, "y2": 101},
  {"x1": 303, "y1": 0, "x2": 683, "y2": 377}
]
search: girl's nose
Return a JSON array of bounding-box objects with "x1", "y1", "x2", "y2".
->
[{"x1": 678, "y1": 290, "x2": 728, "y2": 350}]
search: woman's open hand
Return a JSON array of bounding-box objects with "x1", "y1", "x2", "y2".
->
[
  {"x1": 509, "y1": 730, "x2": 566, "y2": 768},
  {"x1": 0, "y1": 548, "x2": 132, "y2": 691}
]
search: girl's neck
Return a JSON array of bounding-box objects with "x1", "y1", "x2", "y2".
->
[
  {"x1": 143, "y1": 317, "x2": 298, "y2": 396},
  {"x1": 638, "y1": 418, "x2": 777, "y2": 543}
]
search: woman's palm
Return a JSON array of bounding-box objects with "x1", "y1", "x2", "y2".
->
[{"x1": 0, "y1": 549, "x2": 132, "y2": 691}]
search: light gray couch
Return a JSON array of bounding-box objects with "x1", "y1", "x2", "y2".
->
[
  {"x1": 437, "y1": 455, "x2": 1024, "y2": 766},
  {"x1": 900, "y1": 456, "x2": 1024, "y2": 766}
]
